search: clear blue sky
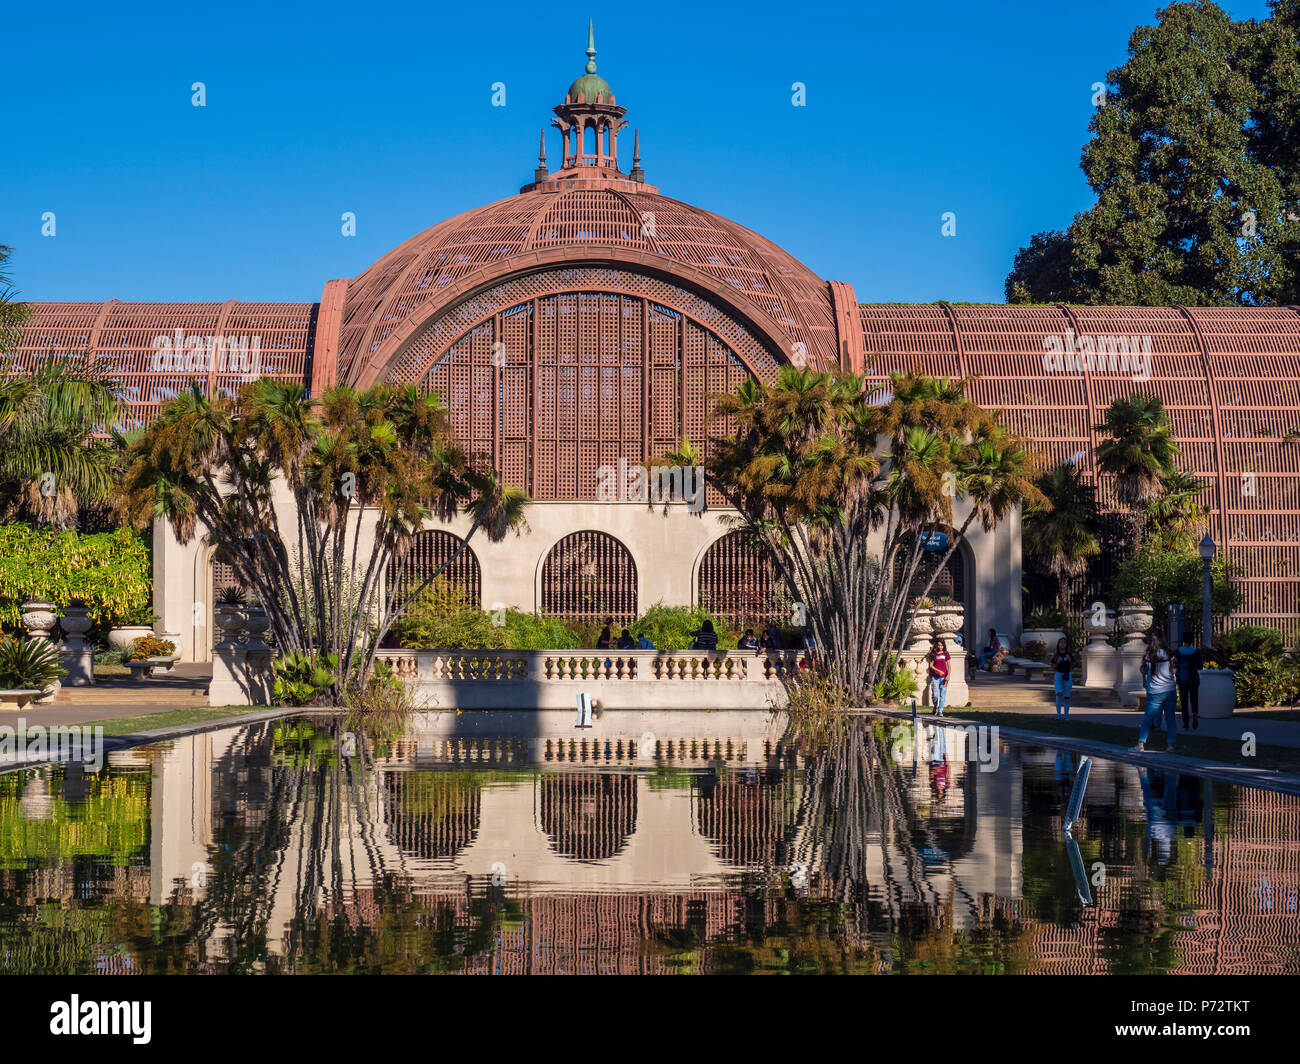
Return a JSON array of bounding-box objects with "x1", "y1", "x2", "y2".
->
[{"x1": 1, "y1": 0, "x2": 1276, "y2": 305}]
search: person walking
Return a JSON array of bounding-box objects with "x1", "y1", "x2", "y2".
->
[
  {"x1": 928, "y1": 638, "x2": 951, "y2": 716},
  {"x1": 1175, "y1": 631, "x2": 1202, "y2": 730},
  {"x1": 1051, "y1": 637, "x2": 1075, "y2": 718},
  {"x1": 1133, "y1": 632, "x2": 1179, "y2": 753}
]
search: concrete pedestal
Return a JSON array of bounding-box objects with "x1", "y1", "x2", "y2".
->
[
  {"x1": 1116, "y1": 640, "x2": 1147, "y2": 707},
  {"x1": 60, "y1": 638, "x2": 95, "y2": 686},
  {"x1": 1081, "y1": 642, "x2": 1117, "y2": 689}
]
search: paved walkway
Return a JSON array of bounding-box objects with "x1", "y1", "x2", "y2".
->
[
  {"x1": 960, "y1": 701, "x2": 1300, "y2": 749},
  {"x1": 26, "y1": 663, "x2": 213, "y2": 726}
]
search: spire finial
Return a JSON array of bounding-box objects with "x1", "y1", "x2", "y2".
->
[
  {"x1": 585, "y1": 19, "x2": 597, "y2": 74},
  {"x1": 538, "y1": 129, "x2": 547, "y2": 165},
  {"x1": 630, "y1": 128, "x2": 645, "y2": 183}
]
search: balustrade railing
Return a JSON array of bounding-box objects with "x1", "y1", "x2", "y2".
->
[{"x1": 373, "y1": 648, "x2": 798, "y2": 684}]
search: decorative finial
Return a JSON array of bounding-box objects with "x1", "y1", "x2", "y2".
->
[
  {"x1": 630, "y1": 128, "x2": 645, "y2": 183},
  {"x1": 585, "y1": 19, "x2": 597, "y2": 74},
  {"x1": 538, "y1": 129, "x2": 547, "y2": 165}
]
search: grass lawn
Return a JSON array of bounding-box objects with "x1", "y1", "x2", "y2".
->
[
  {"x1": 948, "y1": 707, "x2": 1300, "y2": 775},
  {"x1": 75, "y1": 705, "x2": 277, "y2": 737},
  {"x1": 93, "y1": 663, "x2": 130, "y2": 679}
]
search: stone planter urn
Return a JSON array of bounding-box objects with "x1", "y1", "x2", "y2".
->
[
  {"x1": 907, "y1": 607, "x2": 935, "y2": 652},
  {"x1": 1199, "y1": 669, "x2": 1236, "y2": 719},
  {"x1": 1022, "y1": 628, "x2": 1067, "y2": 650},
  {"x1": 158, "y1": 630, "x2": 183, "y2": 660},
  {"x1": 1082, "y1": 606, "x2": 1116, "y2": 645},
  {"x1": 107, "y1": 625, "x2": 154, "y2": 652},
  {"x1": 21, "y1": 601, "x2": 58, "y2": 642},
  {"x1": 931, "y1": 605, "x2": 964, "y2": 638},
  {"x1": 214, "y1": 607, "x2": 245, "y2": 648},
  {"x1": 1116, "y1": 599, "x2": 1154, "y2": 645}
]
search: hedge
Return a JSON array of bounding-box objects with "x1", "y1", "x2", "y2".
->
[{"x1": 0, "y1": 524, "x2": 152, "y2": 629}]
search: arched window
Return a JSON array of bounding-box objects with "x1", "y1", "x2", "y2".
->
[
  {"x1": 697, "y1": 530, "x2": 784, "y2": 627},
  {"x1": 541, "y1": 530, "x2": 636, "y2": 621},
  {"x1": 382, "y1": 770, "x2": 481, "y2": 860},
  {"x1": 387, "y1": 530, "x2": 481, "y2": 606},
  {"x1": 539, "y1": 773, "x2": 637, "y2": 861}
]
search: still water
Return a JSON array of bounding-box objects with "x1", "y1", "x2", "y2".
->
[{"x1": 1, "y1": 710, "x2": 1298, "y2": 975}]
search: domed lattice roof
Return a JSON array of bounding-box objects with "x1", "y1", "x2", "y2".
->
[{"x1": 337, "y1": 184, "x2": 839, "y2": 382}]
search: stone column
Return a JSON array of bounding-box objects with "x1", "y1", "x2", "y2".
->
[
  {"x1": 1081, "y1": 606, "x2": 1117, "y2": 688},
  {"x1": 1115, "y1": 600, "x2": 1153, "y2": 707},
  {"x1": 59, "y1": 606, "x2": 95, "y2": 687}
]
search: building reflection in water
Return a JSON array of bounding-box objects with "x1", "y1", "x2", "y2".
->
[{"x1": 0, "y1": 711, "x2": 1297, "y2": 974}]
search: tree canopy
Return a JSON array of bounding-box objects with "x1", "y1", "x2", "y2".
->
[{"x1": 1006, "y1": 0, "x2": 1300, "y2": 306}]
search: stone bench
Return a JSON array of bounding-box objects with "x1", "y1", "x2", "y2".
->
[
  {"x1": 1003, "y1": 656, "x2": 1050, "y2": 681},
  {"x1": 127, "y1": 656, "x2": 179, "y2": 680}
]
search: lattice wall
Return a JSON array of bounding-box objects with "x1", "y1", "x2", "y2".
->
[
  {"x1": 386, "y1": 530, "x2": 481, "y2": 605},
  {"x1": 386, "y1": 269, "x2": 761, "y2": 499},
  {"x1": 541, "y1": 530, "x2": 637, "y2": 621},
  {"x1": 337, "y1": 186, "x2": 838, "y2": 379},
  {"x1": 860, "y1": 304, "x2": 1300, "y2": 643},
  {"x1": 696, "y1": 530, "x2": 783, "y2": 628}
]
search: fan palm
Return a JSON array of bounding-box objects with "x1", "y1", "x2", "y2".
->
[
  {"x1": 0, "y1": 357, "x2": 121, "y2": 529},
  {"x1": 1023, "y1": 462, "x2": 1103, "y2": 614},
  {"x1": 1094, "y1": 394, "x2": 1178, "y2": 509}
]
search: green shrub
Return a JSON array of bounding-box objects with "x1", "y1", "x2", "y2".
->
[
  {"x1": 0, "y1": 637, "x2": 65, "y2": 689},
  {"x1": 872, "y1": 653, "x2": 919, "y2": 702},
  {"x1": 129, "y1": 635, "x2": 175, "y2": 661},
  {"x1": 1013, "y1": 640, "x2": 1049, "y2": 662},
  {"x1": 500, "y1": 610, "x2": 583, "y2": 649},
  {"x1": 0, "y1": 525, "x2": 151, "y2": 629},
  {"x1": 272, "y1": 651, "x2": 339, "y2": 706},
  {"x1": 1231, "y1": 656, "x2": 1300, "y2": 708},
  {"x1": 1217, "y1": 625, "x2": 1284, "y2": 661},
  {"x1": 632, "y1": 604, "x2": 733, "y2": 649},
  {"x1": 1024, "y1": 609, "x2": 1065, "y2": 629},
  {"x1": 391, "y1": 579, "x2": 509, "y2": 650}
]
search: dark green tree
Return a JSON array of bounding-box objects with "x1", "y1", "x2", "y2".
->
[{"x1": 1007, "y1": 1, "x2": 1300, "y2": 306}]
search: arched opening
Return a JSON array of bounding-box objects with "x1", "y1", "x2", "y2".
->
[
  {"x1": 381, "y1": 770, "x2": 481, "y2": 859},
  {"x1": 539, "y1": 773, "x2": 637, "y2": 861},
  {"x1": 696, "y1": 530, "x2": 786, "y2": 629},
  {"x1": 386, "y1": 530, "x2": 481, "y2": 607},
  {"x1": 541, "y1": 530, "x2": 637, "y2": 622}
]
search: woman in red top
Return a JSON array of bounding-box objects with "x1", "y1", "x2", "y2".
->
[{"x1": 928, "y1": 639, "x2": 951, "y2": 716}]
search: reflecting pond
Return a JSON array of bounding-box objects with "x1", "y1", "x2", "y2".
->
[{"x1": 1, "y1": 710, "x2": 1298, "y2": 974}]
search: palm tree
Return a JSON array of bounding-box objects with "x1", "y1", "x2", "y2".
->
[
  {"x1": 0, "y1": 246, "x2": 30, "y2": 357},
  {"x1": 1144, "y1": 467, "x2": 1207, "y2": 550},
  {"x1": 0, "y1": 358, "x2": 121, "y2": 529},
  {"x1": 1023, "y1": 462, "x2": 1103, "y2": 615},
  {"x1": 1094, "y1": 394, "x2": 1179, "y2": 509}
]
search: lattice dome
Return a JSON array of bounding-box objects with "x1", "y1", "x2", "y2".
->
[{"x1": 336, "y1": 185, "x2": 841, "y2": 384}]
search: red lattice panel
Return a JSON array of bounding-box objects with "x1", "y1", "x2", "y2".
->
[
  {"x1": 386, "y1": 530, "x2": 481, "y2": 605},
  {"x1": 541, "y1": 530, "x2": 637, "y2": 621},
  {"x1": 858, "y1": 304, "x2": 1300, "y2": 643},
  {"x1": 16, "y1": 301, "x2": 315, "y2": 430},
  {"x1": 697, "y1": 530, "x2": 783, "y2": 627}
]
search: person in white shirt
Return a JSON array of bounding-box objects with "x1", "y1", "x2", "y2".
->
[{"x1": 1133, "y1": 633, "x2": 1179, "y2": 753}]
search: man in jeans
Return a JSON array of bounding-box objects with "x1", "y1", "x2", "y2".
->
[{"x1": 1133, "y1": 633, "x2": 1179, "y2": 753}]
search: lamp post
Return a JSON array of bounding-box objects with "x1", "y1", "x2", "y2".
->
[{"x1": 1199, "y1": 533, "x2": 1216, "y2": 649}]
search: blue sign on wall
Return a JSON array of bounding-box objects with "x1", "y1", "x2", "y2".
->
[{"x1": 921, "y1": 532, "x2": 949, "y2": 552}]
